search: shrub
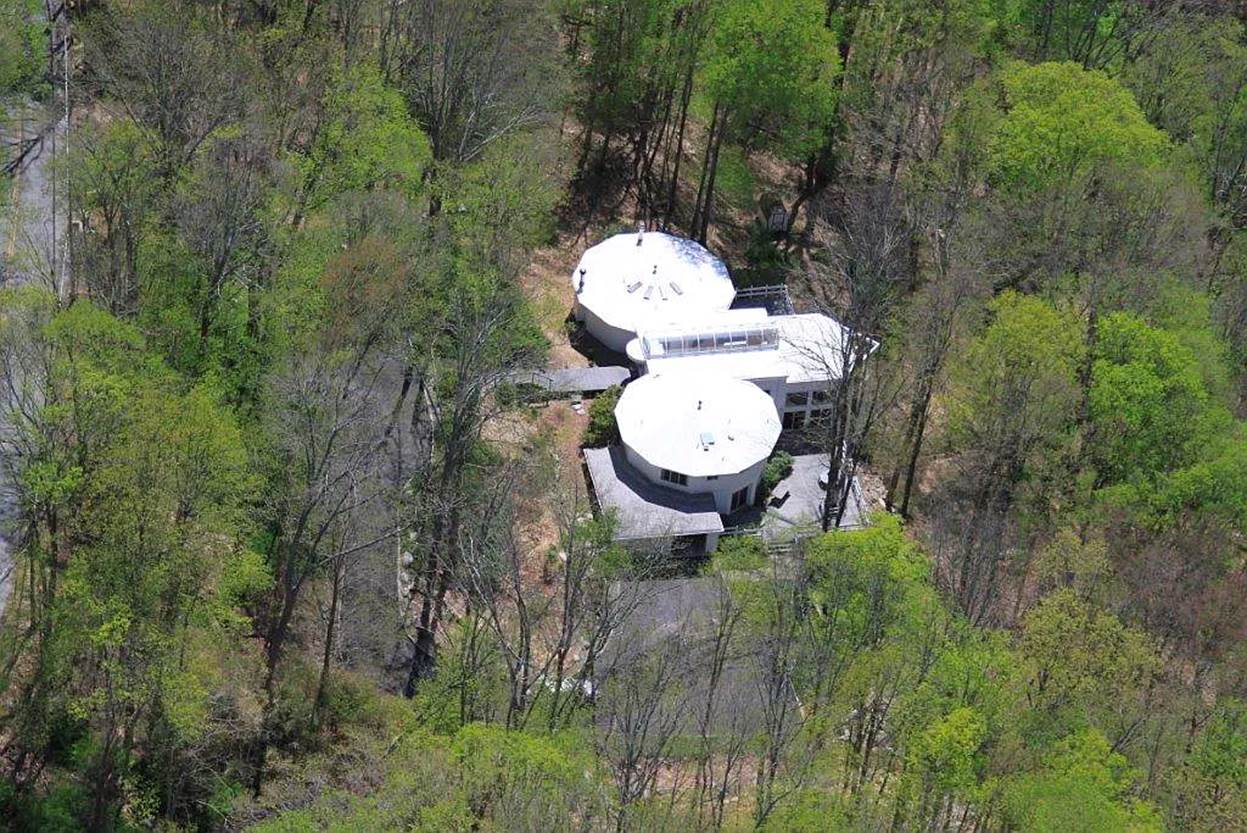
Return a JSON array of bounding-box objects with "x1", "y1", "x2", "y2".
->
[
  {"x1": 759, "y1": 449, "x2": 794, "y2": 499},
  {"x1": 709, "y1": 535, "x2": 766, "y2": 572},
  {"x1": 737, "y1": 217, "x2": 792, "y2": 288},
  {"x1": 583, "y1": 385, "x2": 621, "y2": 447},
  {"x1": 495, "y1": 380, "x2": 547, "y2": 408}
]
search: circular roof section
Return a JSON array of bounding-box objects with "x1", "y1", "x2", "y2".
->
[
  {"x1": 615, "y1": 372, "x2": 781, "y2": 478},
  {"x1": 572, "y1": 232, "x2": 735, "y2": 335}
]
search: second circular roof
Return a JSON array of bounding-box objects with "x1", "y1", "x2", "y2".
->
[
  {"x1": 572, "y1": 232, "x2": 735, "y2": 335},
  {"x1": 615, "y1": 371, "x2": 781, "y2": 478}
]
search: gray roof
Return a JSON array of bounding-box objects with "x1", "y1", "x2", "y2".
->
[
  {"x1": 512, "y1": 366, "x2": 630, "y2": 394},
  {"x1": 584, "y1": 446, "x2": 723, "y2": 540}
]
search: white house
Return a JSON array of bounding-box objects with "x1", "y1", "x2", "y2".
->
[{"x1": 576, "y1": 231, "x2": 861, "y2": 553}]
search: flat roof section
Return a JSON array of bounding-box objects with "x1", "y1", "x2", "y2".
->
[
  {"x1": 615, "y1": 371, "x2": 781, "y2": 478},
  {"x1": 510, "y1": 366, "x2": 630, "y2": 394},
  {"x1": 643, "y1": 312, "x2": 851, "y2": 385},
  {"x1": 584, "y1": 446, "x2": 724, "y2": 540},
  {"x1": 572, "y1": 232, "x2": 735, "y2": 337}
]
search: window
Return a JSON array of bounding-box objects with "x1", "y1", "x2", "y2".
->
[
  {"x1": 707, "y1": 475, "x2": 719, "y2": 481},
  {"x1": 812, "y1": 389, "x2": 831, "y2": 404},
  {"x1": 785, "y1": 391, "x2": 809, "y2": 407},
  {"x1": 660, "y1": 469, "x2": 688, "y2": 487},
  {"x1": 809, "y1": 409, "x2": 832, "y2": 426},
  {"x1": 730, "y1": 486, "x2": 750, "y2": 512},
  {"x1": 783, "y1": 411, "x2": 805, "y2": 430}
]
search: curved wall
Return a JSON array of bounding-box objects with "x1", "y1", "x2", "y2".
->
[
  {"x1": 574, "y1": 299, "x2": 636, "y2": 355},
  {"x1": 623, "y1": 445, "x2": 765, "y2": 515}
]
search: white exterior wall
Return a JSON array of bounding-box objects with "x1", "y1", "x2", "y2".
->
[
  {"x1": 623, "y1": 445, "x2": 765, "y2": 515},
  {"x1": 575, "y1": 298, "x2": 641, "y2": 354}
]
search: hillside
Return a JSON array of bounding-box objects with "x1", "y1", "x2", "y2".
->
[{"x1": 1, "y1": 1, "x2": 1246, "y2": 831}]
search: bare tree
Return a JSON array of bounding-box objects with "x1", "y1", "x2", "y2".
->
[
  {"x1": 883, "y1": 241, "x2": 985, "y2": 518},
  {"x1": 751, "y1": 571, "x2": 815, "y2": 828},
  {"x1": 173, "y1": 133, "x2": 270, "y2": 351},
  {"x1": 596, "y1": 638, "x2": 689, "y2": 832},
  {"x1": 1025, "y1": 0, "x2": 1176, "y2": 69},
  {"x1": 86, "y1": 0, "x2": 246, "y2": 179},
  {"x1": 384, "y1": 0, "x2": 560, "y2": 169},
  {"x1": 802, "y1": 180, "x2": 912, "y2": 531},
  {"x1": 401, "y1": 279, "x2": 544, "y2": 693},
  {"x1": 690, "y1": 579, "x2": 752, "y2": 831},
  {"x1": 249, "y1": 283, "x2": 411, "y2": 792}
]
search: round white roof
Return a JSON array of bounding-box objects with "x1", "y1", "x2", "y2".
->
[
  {"x1": 572, "y1": 232, "x2": 735, "y2": 336},
  {"x1": 615, "y1": 372, "x2": 781, "y2": 478}
]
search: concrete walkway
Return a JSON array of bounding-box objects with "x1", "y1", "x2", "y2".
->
[{"x1": 511, "y1": 365, "x2": 630, "y2": 395}]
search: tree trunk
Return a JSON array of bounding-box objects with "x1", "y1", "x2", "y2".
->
[
  {"x1": 312, "y1": 556, "x2": 345, "y2": 726},
  {"x1": 898, "y1": 393, "x2": 930, "y2": 519},
  {"x1": 690, "y1": 101, "x2": 721, "y2": 240},
  {"x1": 663, "y1": 54, "x2": 696, "y2": 230},
  {"x1": 697, "y1": 110, "x2": 726, "y2": 244}
]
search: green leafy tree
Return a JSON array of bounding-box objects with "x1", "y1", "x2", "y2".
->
[
  {"x1": 68, "y1": 121, "x2": 159, "y2": 316},
  {"x1": 1004, "y1": 729, "x2": 1163, "y2": 832},
  {"x1": 1018, "y1": 589, "x2": 1159, "y2": 745},
  {"x1": 987, "y1": 61, "x2": 1168, "y2": 194},
  {"x1": 293, "y1": 62, "x2": 432, "y2": 218},
  {"x1": 701, "y1": 0, "x2": 838, "y2": 160},
  {"x1": 940, "y1": 293, "x2": 1083, "y2": 622},
  {"x1": 1173, "y1": 699, "x2": 1247, "y2": 832},
  {"x1": 583, "y1": 385, "x2": 621, "y2": 447},
  {"x1": 0, "y1": 0, "x2": 44, "y2": 98},
  {"x1": 905, "y1": 707, "x2": 988, "y2": 829},
  {"x1": 1089, "y1": 312, "x2": 1228, "y2": 486},
  {"x1": 690, "y1": 0, "x2": 838, "y2": 241},
  {"x1": 950, "y1": 60, "x2": 1192, "y2": 303},
  {"x1": 0, "y1": 296, "x2": 264, "y2": 829}
]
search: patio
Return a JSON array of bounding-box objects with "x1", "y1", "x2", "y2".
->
[{"x1": 728, "y1": 454, "x2": 866, "y2": 541}]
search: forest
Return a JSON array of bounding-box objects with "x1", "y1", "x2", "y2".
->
[{"x1": 1, "y1": 0, "x2": 1247, "y2": 830}]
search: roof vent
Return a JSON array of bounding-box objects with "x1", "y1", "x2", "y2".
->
[
  {"x1": 627, "y1": 281, "x2": 641, "y2": 293},
  {"x1": 700, "y1": 432, "x2": 716, "y2": 449}
]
